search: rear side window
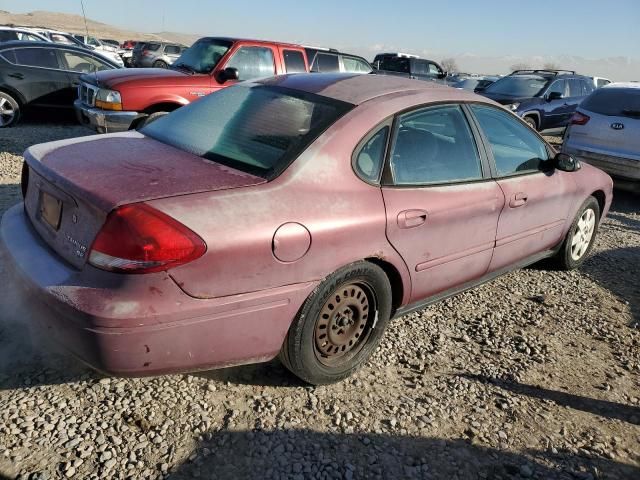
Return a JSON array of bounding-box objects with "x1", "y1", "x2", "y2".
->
[
  {"x1": 390, "y1": 105, "x2": 482, "y2": 185},
  {"x1": 146, "y1": 43, "x2": 161, "y2": 51},
  {"x1": 226, "y1": 46, "x2": 275, "y2": 80},
  {"x1": 341, "y1": 56, "x2": 371, "y2": 73},
  {"x1": 13, "y1": 48, "x2": 59, "y2": 69},
  {"x1": 312, "y1": 53, "x2": 340, "y2": 73},
  {"x1": 581, "y1": 89, "x2": 640, "y2": 117},
  {"x1": 471, "y1": 105, "x2": 549, "y2": 176},
  {"x1": 0, "y1": 49, "x2": 17, "y2": 64},
  {"x1": 355, "y1": 126, "x2": 389, "y2": 182},
  {"x1": 164, "y1": 45, "x2": 181, "y2": 54},
  {"x1": 142, "y1": 84, "x2": 353, "y2": 178},
  {"x1": 380, "y1": 57, "x2": 409, "y2": 73},
  {"x1": 0, "y1": 31, "x2": 18, "y2": 41},
  {"x1": 283, "y1": 50, "x2": 306, "y2": 73},
  {"x1": 568, "y1": 79, "x2": 584, "y2": 97}
]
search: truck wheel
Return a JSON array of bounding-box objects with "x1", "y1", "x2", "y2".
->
[
  {"x1": 553, "y1": 196, "x2": 600, "y2": 270},
  {"x1": 280, "y1": 261, "x2": 392, "y2": 385},
  {"x1": 0, "y1": 92, "x2": 20, "y2": 128},
  {"x1": 524, "y1": 116, "x2": 538, "y2": 131},
  {"x1": 136, "y1": 112, "x2": 167, "y2": 130},
  {"x1": 153, "y1": 60, "x2": 168, "y2": 69}
]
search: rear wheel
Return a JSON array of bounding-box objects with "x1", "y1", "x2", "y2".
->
[
  {"x1": 0, "y1": 92, "x2": 20, "y2": 128},
  {"x1": 523, "y1": 115, "x2": 538, "y2": 131},
  {"x1": 153, "y1": 60, "x2": 168, "y2": 69},
  {"x1": 280, "y1": 262, "x2": 392, "y2": 385},
  {"x1": 553, "y1": 196, "x2": 600, "y2": 270}
]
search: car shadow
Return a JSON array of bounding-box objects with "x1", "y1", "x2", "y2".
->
[
  {"x1": 461, "y1": 373, "x2": 640, "y2": 426},
  {"x1": 164, "y1": 428, "x2": 639, "y2": 480},
  {"x1": 194, "y1": 358, "x2": 307, "y2": 388}
]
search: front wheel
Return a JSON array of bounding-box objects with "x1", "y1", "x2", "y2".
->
[
  {"x1": 553, "y1": 196, "x2": 600, "y2": 270},
  {"x1": 523, "y1": 116, "x2": 538, "y2": 131},
  {"x1": 280, "y1": 262, "x2": 392, "y2": 385},
  {"x1": 153, "y1": 60, "x2": 168, "y2": 69},
  {"x1": 0, "y1": 92, "x2": 20, "y2": 128}
]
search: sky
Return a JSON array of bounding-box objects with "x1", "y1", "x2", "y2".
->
[{"x1": 3, "y1": 0, "x2": 640, "y2": 77}]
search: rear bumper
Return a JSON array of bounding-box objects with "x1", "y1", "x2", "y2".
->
[
  {"x1": 74, "y1": 99, "x2": 143, "y2": 133},
  {"x1": 563, "y1": 145, "x2": 640, "y2": 181},
  {"x1": 0, "y1": 204, "x2": 315, "y2": 376}
]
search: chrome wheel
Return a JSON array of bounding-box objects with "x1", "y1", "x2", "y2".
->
[
  {"x1": 314, "y1": 283, "x2": 375, "y2": 366},
  {"x1": 0, "y1": 97, "x2": 16, "y2": 127},
  {"x1": 571, "y1": 208, "x2": 596, "y2": 261}
]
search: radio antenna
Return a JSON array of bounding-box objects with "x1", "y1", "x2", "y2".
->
[{"x1": 79, "y1": 0, "x2": 99, "y2": 83}]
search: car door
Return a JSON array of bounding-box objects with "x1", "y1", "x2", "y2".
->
[
  {"x1": 469, "y1": 104, "x2": 577, "y2": 272},
  {"x1": 540, "y1": 79, "x2": 568, "y2": 129},
  {"x1": 380, "y1": 104, "x2": 505, "y2": 303},
  {"x1": 3, "y1": 46, "x2": 70, "y2": 107}
]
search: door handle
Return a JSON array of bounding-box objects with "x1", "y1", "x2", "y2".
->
[
  {"x1": 397, "y1": 209, "x2": 428, "y2": 229},
  {"x1": 509, "y1": 192, "x2": 528, "y2": 208},
  {"x1": 8, "y1": 73, "x2": 24, "y2": 80}
]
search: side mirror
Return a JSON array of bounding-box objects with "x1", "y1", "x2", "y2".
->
[
  {"x1": 553, "y1": 152, "x2": 581, "y2": 172},
  {"x1": 547, "y1": 91, "x2": 563, "y2": 102},
  {"x1": 219, "y1": 67, "x2": 239, "y2": 82}
]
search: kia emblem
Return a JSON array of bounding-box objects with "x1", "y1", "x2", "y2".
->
[{"x1": 611, "y1": 122, "x2": 624, "y2": 130}]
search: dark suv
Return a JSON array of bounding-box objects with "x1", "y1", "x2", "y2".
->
[
  {"x1": 480, "y1": 69, "x2": 595, "y2": 131},
  {"x1": 373, "y1": 55, "x2": 447, "y2": 83}
]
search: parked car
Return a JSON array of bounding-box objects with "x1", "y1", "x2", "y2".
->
[
  {"x1": 591, "y1": 76, "x2": 612, "y2": 88},
  {"x1": 131, "y1": 41, "x2": 187, "y2": 68},
  {"x1": 119, "y1": 40, "x2": 138, "y2": 66},
  {"x1": 451, "y1": 76, "x2": 498, "y2": 92},
  {"x1": 75, "y1": 36, "x2": 372, "y2": 133},
  {"x1": 71, "y1": 33, "x2": 124, "y2": 67},
  {"x1": 0, "y1": 41, "x2": 120, "y2": 127},
  {"x1": 2, "y1": 74, "x2": 612, "y2": 384},
  {"x1": 480, "y1": 69, "x2": 595, "y2": 131},
  {"x1": 372, "y1": 52, "x2": 418, "y2": 69},
  {"x1": 374, "y1": 55, "x2": 447, "y2": 83},
  {"x1": 562, "y1": 83, "x2": 640, "y2": 180},
  {"x1": 121, "y1": 40, "x2": 138, "y2": 50},
  {"x1": 0, "y1": 26, "x2": 49, "y2": 43},
  {"x1": 100, "y1": 38, "x2": 120, "y2": 48},
  {"x1": 304, "y1": 47, "x2": 372, "y2": 74}
]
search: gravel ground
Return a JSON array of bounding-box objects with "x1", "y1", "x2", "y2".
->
[{"x1": 0, "y1": 121, "x2": 638, "y2": 480}]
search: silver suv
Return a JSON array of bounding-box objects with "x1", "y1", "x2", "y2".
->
[
  {"x1": 132, "y1": 42, "x2": 186, "y2": 68},
  {"x1": 562, "y1": 83, "x2": 640, "y2": 180}
]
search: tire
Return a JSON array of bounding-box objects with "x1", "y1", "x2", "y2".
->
[
  {"x1": 523, "y1": 116, "x2": 538, "y2": 131},
  {"x1": 553, "y1": 196, "x2": 600, "y2": 270},
  {"x1": 280, "y1": 261, "x2": 392, "y2": 385},
  {"x1": 0, "y1": 91, "x2": 20, "y2": 128},
  {"x1": 136, "y1": 111, "x2": 167, "y2": 130},
  {"x1": 153, "y1": 60, "x2": 168, "y2": 69}
]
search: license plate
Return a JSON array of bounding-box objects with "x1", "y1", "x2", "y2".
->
[{"x1": 40, "y1": 191, "x2": 62, "y2": 231}]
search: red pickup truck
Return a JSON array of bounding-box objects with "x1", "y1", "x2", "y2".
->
[{"x1": 75, "y1": 37, "x2": 372, "y2": 132}]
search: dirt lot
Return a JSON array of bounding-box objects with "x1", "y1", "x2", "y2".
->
[{"x1": 0, "y1": 119, "x2": 638, "y2": 480}]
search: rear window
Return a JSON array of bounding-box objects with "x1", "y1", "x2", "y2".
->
[
  {"x1": 142, "y1": 84, "x2": 353, "y2": 178},
  {"x1": 581, "y1": 88, "x2": 640, "y2": 117}
]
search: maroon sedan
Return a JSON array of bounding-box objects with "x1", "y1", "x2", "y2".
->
[{"x1": 1, "y1": 74, "x2": 612, "y2": 384}]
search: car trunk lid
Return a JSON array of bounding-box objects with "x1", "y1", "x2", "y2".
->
[
  {"x1": 23, "y1": 131, "x2": 266, "y2": 269},
  {"x1": 570, "y1": 108, "x2": 640, "y2": 161}
]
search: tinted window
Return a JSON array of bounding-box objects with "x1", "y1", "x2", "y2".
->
[
  {"x1": 0, "y1": 31, "x2": 18, "y2": 41},
  {"x1": 391, "y1": 105, "x2": 482, "y2": 185},
  {"x1": 146, "y1": 43, "x2": 161, "y2": 51},
  {"x1": 164, "y1": 45, "x2": 181, "y2": 54},
  {"x1": 341, "y1": 55, "x2": 372, "y2": 73},
  {"x1": 0, "y1": 49, "x2": 17, "y2": 64},
  {"x1": 355, "y1": 126, "x2": 389, "y2": 182},
  {"x1": 568, "y1": 79, "x2": 583, "y2": 97},
  {"x1": 60, "y1": 50, "x2": 112, "y2": 72},
  {"x1": 427, "y1": 62, "x2": 441, "y2": 75},
  {"x1": 283, "y1": 50, "x2": 306, "y2": 73},
  {"x1": 142, "y1": 84, "x2": 353, "y2": 178},
  {"x1": 412, "y1": 60, "x2": 428, "y2": 75},
  {"x1": 379, "y1": 57, "x2": 409, "y2": 73},
  {"x1": 226, "y1": 46, "x2": 275, "y2": 80},
  {"x1": 580, "y1": 88, "x2": 640, "y2": 117},
  {"x1": 313, "y1": 53, "x2": 339, "y2": 73},
  {"x1": 547, "y1": 80, "x2": 566, "y2": 97},
  {"x1": 485, "y1": 76, "x2": 549, "y2": 97},
  {"x1": 471, "y1": 105, "x2": 549, "y2": 176},
  {"x1": 14, "y1": 47, "x2": 59, "y2": 69}
]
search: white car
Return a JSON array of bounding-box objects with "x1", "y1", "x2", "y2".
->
[
  {"x1": 562, "y1": 82, "x2": 640, "y2": 180},
  {"x1": 72, "y1": 33, "x2": 124, "y2": 67},
  {"x1": 591, "y1": 76, "x2": 612, "y2": 88},
  {"x1": 0, "y1": 26, "x2": 49, "y2": 42}
]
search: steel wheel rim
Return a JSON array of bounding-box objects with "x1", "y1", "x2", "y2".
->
[
  {"x1": 314, "y1": 282, "x2": 376, "y2": 367},
  {"x1": 0, "y1": 98, "x2": 15, "y2": 126},
  {"x1": 571, "y1": 208, "x2": 596, "y2": 261}
]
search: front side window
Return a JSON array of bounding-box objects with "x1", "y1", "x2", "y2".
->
[
  {"x1": 427, "y1": 62, "x2": 442, "y2": 75},
  {"x1": 312, "y1": 53, "x2": 340, "y2": 73},
  {"x1": 142, "y1": 84, "x2": 353, "y2": 178},
  {"x1": 355, "y1": 126, "x2": 389, "y2": 182},
  {"x1": 390, "y1": 105, "x2": 482, "y2": 185},
  {"x1": 60, "y1": 51, "x2": 112, "y2": 72},
  {"x1": 546, "y1": 80, "x2": 566, "y2": 98},
  {"x1": 283, "y1": 50, "x2": 306, "y2": 73},
  {"x1": 173, "y1": 38, "x2": 231, "y2": 74},
  {"x1": 470, "y1": 104, "x2": 549, "y2": 176},
  {"x1": 225, "y1": 46, "x2": 275, "y2": 80},
  {"x1": 13, "y1": 47, "x2": 59, "y2": 69}
]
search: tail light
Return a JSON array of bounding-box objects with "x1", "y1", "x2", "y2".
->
[
  {"x1": 570, "y1": 112, "x2": 590, "y2": 125},
  {"x1": 89, "y1": 204, "x2": 206, "y2": 274}
]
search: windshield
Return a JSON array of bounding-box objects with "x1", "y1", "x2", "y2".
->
[
  {"x1": 485, "y1": 76, "x2": 549, "y2": 97},
  {"x1": 172, "y1": 38, "x2": 232, "y2": 74},
  {"x1": 581, "y1": 88, "x2": 640, "y2": 117},
  {"x1": 142, "y1": 84, "x2": 354, "y2": 178}
]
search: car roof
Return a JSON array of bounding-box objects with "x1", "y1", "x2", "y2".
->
[
  {"x1": 199, "y1": 36, "x2": 303, "y2": 48},
  {"x1": 604, "y1": 82, "x2": 640, "y2": 89},
  {"x1": 257, "y1": 73, "x2": 478, "y2": 105},
  {"x1": 0, "y1": 40, "x2": 105, "y2": 54}
]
